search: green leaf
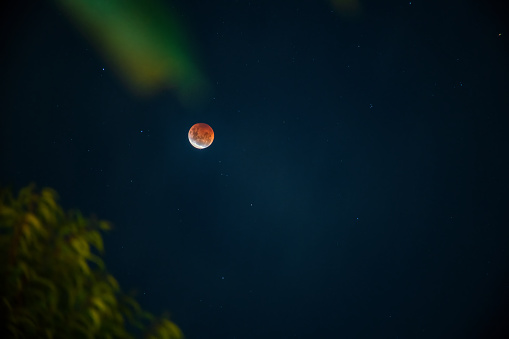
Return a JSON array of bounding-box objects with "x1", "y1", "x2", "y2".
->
[
  {"x1": 107, "y1": 275, "x2": 119, "y2": 291},
  {"x1": 77, "y1": 258, "x2": 91, "y2": 275},
  {"x1": 71, "y1": 237, "x2": 90, "y2": 257},
  {"x1": 87, "y1": 230, "x2": 104, "y2": 252}
]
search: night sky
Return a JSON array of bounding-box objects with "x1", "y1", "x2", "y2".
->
[{"x1": 1, "y1": 0, "x2": 509, "y2": 338}]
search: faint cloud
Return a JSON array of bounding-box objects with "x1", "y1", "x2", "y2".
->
[
  {"x1": 53, "y1": 0, "x2": 210, "y2": 107},
  {"x1": 329, "y1": 0, "x2": 362, "y2": 18}
]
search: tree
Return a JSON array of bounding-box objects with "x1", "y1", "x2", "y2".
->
[{"x1": 0, "y1": 185, "x2": 183, "y2": 339}]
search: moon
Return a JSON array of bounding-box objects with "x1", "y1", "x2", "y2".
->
[{"x1": 188, "y1": 123, "x2": 214, "y2": 149}]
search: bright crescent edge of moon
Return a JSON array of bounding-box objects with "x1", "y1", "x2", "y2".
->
[{"x1": 189, "y1": 138, "x2": 208, "y2": 149}]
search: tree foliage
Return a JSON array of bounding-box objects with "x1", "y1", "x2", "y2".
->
[{"x1": 0, "y1": 185, "x2": 183, "y2": 339}]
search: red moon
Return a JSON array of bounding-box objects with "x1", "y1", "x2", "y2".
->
[{"x1": 188, "y1": 123, "x2": 214, "y2": 149}]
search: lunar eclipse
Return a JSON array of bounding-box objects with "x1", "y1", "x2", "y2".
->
[{"x1": 188, "y1": 123, "x2": 214, "y2": 149}]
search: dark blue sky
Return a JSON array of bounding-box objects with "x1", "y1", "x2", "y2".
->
[{"x1": 1, "y1": 0, "x2": 508, "y2": 338}]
